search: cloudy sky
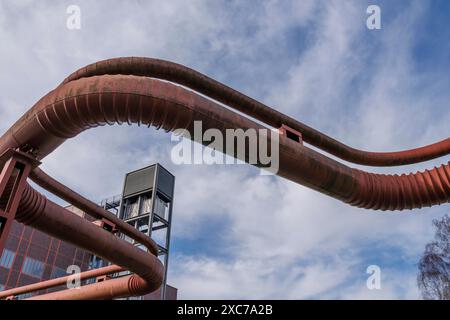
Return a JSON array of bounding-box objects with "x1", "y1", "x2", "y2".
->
[{"x1": 1, "y1": 0, "x2": 449, "y2": 299}]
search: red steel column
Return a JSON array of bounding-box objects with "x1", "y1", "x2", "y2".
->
[{"x1": 0, "y1": 149, "x2": 39, "y2": 252}]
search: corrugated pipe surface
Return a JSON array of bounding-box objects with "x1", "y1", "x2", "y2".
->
[
  {"x1": 15, "y1": 184, "x2": 163, "y2": 295},
  {"x1": 0, "y1": 57, "x2": 448, "y2": 213}
]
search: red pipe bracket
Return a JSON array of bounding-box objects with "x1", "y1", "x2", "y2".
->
[{"x1": 279, "y1": 124, "x2": 303, "y2": 144}]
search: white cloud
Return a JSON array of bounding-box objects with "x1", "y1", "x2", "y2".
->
[{"x1": 0, "y1": 0, "x2": 448, "y2": 299}]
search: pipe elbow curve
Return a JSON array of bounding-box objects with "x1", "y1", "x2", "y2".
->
[{"x1": 0, "y1": 58, "x2": 448, "y2": 211}]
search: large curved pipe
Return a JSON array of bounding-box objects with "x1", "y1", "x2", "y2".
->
[
  {"x1": 60, "y1": 57, "x2": 450, "y2": 167},
  {"x1": 0, "y1": 265, "x2": 124, "y2": 299},
  {"x1": 0, "y1": 71, "x2": 448, "y2": 210},
  {"x1": 29, "y1": 167, "x2": 158, "y2": 255},
  {"x1": 27, "y1": 274, "x2": 153, "y2": 300},
  {"x1": 15, "y1": 184, "x2": 163, "y2": 293}
]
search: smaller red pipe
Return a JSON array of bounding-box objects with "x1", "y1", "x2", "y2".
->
[
  {"x1": 0, "y1": 265, "x2": 124, "y2": 299},
  {"x1": 61, "y1": 57, "x2": 450, "y2": 167},
  {"x1": 29, "y1": 167, "x2": 158, "y2": 255},
  {"x1": 26, "y1": 274, "x2": 151, "y2": 300}
]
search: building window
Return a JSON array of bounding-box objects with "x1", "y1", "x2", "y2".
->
[
  {"x1": 22, "y1": 257, "x2": 44, "y2": 278},
  {"x1": 17, "y1": 292, "x2": 33, "y2": 299},
  {"x1": 136, "y1": 216, "x2": 149, "y2": 234},
  {"x1": 51, "y1": 267, "x2": 67, "y2": 279},
  {"x1": 141, "y1": 194, "x2": 152, "y2": 214},
  {"x1": 89, "y1": 255, "x2": 105, "y2": 270},
  {"x1": 0, "y1": 249, "x2": 15, "y2": 269},
  {"x1": 123, "y1": 197, "x2": 139, "y2": 219},
  {"x1": 154, "y1": 195, "x2": 169, "y2": 220}
]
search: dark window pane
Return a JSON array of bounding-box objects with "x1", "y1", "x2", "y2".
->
[
  {"x1": 154, "y1": 195, "x2": 169, "y2": 220},
  {"x1": 51, "y1": 266, "x2": 66, "y2": 279},
  {"x1": 21, "y1": 257, "x2": 44, "y2": 278},
  {"x1": 16, "y1": 292, "x2": 33, "y2": 300},
  {"x1": 0, "y1": 249, "x2": 16, "y2": 269}
]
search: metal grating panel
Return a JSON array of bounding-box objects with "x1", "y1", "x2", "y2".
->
[
  {"x1": 157, "y1": 167, "x2": 174, "y2": 199},
  {"x1": 123, "y1": 166, "x2": 155, "y2": 197}
]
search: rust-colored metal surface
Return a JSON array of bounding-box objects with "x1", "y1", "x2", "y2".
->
[
  {"x1": 0, "y1": 265, "x2": 123, "y2": 299},
  {"x1": 0, "y1": 149, "x2": 39, "y2": 251},
  {"x1": 60, "y1": 57, "x2": 450, "y2": 167},
  {"x1": 27, "y1": 274, "x2": 152, "y2": 300},
  {"x1": 12, "y1": 183, "x2": 163, "y2": 299},
  {"x1": 29, "y1": 167, "x2": 158, "y2": 255},
  {"x1": 0, "y1": 66, "x2": 446, "y2": 210},
  {"x1": 0, "y1": 57, "x2": 449, "y2": 300}
]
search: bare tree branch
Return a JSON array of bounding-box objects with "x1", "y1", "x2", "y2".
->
[{"x1": 417, "y1": 214, "x2": 450, "y2": 300}]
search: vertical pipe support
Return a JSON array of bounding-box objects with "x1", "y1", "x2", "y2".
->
[{"x1": 0, "y1": 149, "x2": 40, "y2": 252}]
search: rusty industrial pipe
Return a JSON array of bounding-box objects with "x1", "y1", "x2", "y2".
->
[
  {"x1": 15, "y1": 184, "x2": 164, "y2": 294},
  {"x1": 0, "y1": 265, "x2": 124, "y2": 299},
  {"x1": 59, "y1": 57, "x2": 450, "y2": 167},
  {"x1": 0, "y1": 68, "x2": 447, "y2": 210},
  {"x1": 0, "y1": 56, "x2": 448, "y2": 300},
  {"x1": 29, "y1": 167, "x2": 158, "y2": 255},
  {"x1": 26, "y1": 274, "x2": 153, "y2": 300}
]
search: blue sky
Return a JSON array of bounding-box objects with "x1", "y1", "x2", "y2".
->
[{"x1": 0, "y1": 0, "x2": 449, "y2": 299}]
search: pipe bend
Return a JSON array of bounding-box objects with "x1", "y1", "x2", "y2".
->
[
  {"x1": 16, "y1": 183, "x2": 164, "y2": 292},
  {"x1": 0, "y1": 72, "x2": 448, "y2": 211},
  {"x1": 29, "y1": 167, "x2": 159, "y2": 255},
  {"x1": 60, "y1": 57, "x2": 450, "y2": 167}
]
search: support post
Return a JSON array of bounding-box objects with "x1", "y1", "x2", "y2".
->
[{"x1": 0, "y1": 149, "x2": 40, "y2": 253}]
